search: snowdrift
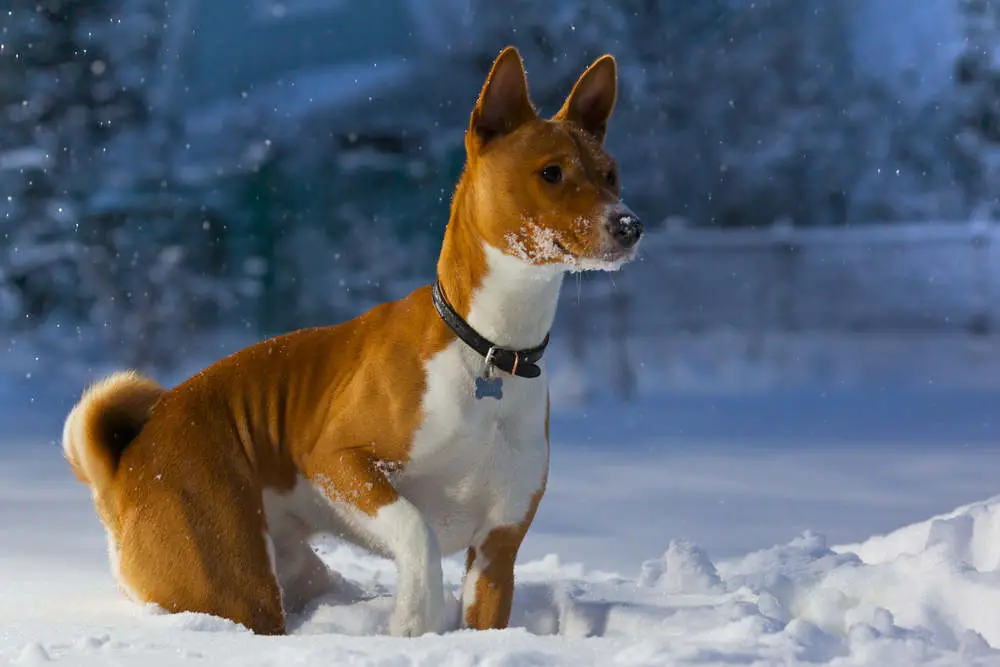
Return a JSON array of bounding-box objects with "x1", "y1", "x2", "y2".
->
[{"x1": 7, "y1": 495, "x2": 1000, "y2": 666}]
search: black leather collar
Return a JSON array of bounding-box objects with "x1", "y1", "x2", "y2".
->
[{"x1": 431, "y1": 279, "x2": 549, "y2": 379}]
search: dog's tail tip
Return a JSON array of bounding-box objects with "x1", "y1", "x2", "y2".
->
[{"x1": 62, "y1": 370, "x2": 165, "y2": 491}]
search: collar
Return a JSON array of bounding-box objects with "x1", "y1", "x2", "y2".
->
[{"x1": 431, "y1": 279, "x2": 549, "y2": 379}]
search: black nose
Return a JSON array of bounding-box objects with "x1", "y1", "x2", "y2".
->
[{"x1": 609, "y1": 211, "x2": 643, "y2": 249}]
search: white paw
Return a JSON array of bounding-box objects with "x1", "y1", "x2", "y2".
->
[{"x1": 389, "y1": 593, "x2": 443, "y2": 637}]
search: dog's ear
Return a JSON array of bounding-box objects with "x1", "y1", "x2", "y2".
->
[
  {"x1": 554, "y1": 55, "x2": 617, "y2": 143},
  {"x1": 469, "y1": 46, "x2": 536, "y2": 147}
]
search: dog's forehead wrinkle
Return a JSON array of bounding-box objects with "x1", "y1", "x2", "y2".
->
[{"x1": 564, "y1": 125, "x2": 611, "y2": 178}]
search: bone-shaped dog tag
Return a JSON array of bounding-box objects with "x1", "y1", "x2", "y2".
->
[{"x1": 475, "y1": 375, "x2": 503, "y2": 400}]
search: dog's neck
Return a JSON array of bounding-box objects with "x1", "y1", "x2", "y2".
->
[
  {"x1": 468, "y1": 244, "x2": 563, "y2": 350},
  {"x1": 436, "y1": 191, "x2": 564, "y2": 351}
]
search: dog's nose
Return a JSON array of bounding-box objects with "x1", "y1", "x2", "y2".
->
[{"x1": 608, "y1": 209, "x2": 643, "y2": 249}]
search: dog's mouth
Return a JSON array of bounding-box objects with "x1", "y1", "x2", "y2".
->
[
  {"x1": 554, "y1": 237, "x2": 638, "y2": 273},
  {"x1": 591, "y1": 245, "x2": 638, "y2": 271},
  {"x1": 605, "y1": 240, "x2": 640, "y2": 262}
]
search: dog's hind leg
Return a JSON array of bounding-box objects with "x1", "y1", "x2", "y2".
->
[
  {"x1": 113, "y1": 474, "x2": 287, "y2": 635},
  {"x1": 268, "y1": 528, "x2": 375, "y2": 615}
]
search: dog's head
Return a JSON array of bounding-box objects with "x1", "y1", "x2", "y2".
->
[{"x1": 461, "y1": 46, "x2": 641, "y2": 271}]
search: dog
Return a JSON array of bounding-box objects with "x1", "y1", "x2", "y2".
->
[{"x1": 62, "y1": 46, "x2": 642, "y2": 637}]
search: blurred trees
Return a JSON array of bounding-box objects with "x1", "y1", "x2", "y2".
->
[
  {"x1": 955, "y1": 0, "x2": 1000, "y2": 219},
  {"x1": 0, "y1": 0, "x2": 993, "y2": 369},
  {"x1": 467, "y1": 0, "x2": 970, "y2": 228},
  {"x1": 0, "y1": 0, "x2": 251, "y2": 367}
]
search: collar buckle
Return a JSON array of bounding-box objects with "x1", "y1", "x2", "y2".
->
[{"x1": 484, "y1": 346, "x2": 498, "y2": 378}]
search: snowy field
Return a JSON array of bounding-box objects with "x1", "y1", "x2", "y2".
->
[{"x1": 2, "y1": 347, "x2": 1000, "y2": 666}]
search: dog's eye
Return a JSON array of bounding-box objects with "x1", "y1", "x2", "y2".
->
[
  {"x1": 540, "y1": 165, "x2": 563, "y2": 184},
  {"x1": 606, "y1": 169, "x2": 617, "y2": 188}
]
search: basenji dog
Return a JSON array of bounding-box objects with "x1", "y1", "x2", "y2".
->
[{"x1": 62, "y1": 46, "x2": 642, "y2": 637}]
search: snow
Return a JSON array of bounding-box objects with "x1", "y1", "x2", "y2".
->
[{"x1": 2, "y1": 379, "x2": 1000, "y2": 665}]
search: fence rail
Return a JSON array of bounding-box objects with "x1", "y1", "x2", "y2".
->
[
  {"x1": 556, "y1": 220, "x2": 1000, "y2": 396},
  {"x1": 559, "y1": 219, "x2": 1000, "y2": 335}
]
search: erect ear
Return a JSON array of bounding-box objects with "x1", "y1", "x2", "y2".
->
[
  {"x1": 553, "y1": 55, "x2": 617, "y2": 142},
  {"x1": 469, "y1": 46, "x2": 537, "y2": 147}
]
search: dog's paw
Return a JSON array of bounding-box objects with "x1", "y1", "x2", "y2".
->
[{"x1": 388, "y1": 596, "x2": 443, "y2": 637}]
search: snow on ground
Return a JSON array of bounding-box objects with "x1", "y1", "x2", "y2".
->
[{"x1": 2, "y1": 367, "x2": 1000, "y2": 665}]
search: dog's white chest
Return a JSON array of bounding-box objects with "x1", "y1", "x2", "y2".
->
[{"x1": 395, "y1": 341, "x2": 549, "y2": 556}]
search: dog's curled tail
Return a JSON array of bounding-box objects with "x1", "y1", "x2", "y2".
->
[{"x1": 63, "y1": 371, "x2": 165, "y2": 492}]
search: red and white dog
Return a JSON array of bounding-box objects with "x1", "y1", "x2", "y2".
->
[{"x1": 62, "y1": 46, "x2": 641, "y2": 636}]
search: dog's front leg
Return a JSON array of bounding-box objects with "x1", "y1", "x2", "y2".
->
[
  {"x1": 462, "y1": 484, "x2": 546, "y2": 631},
  {"x1": 376, "y1": 497, "x2": 444, "y2": 637},
  {"x1": 312, "y1": 450, "x2": 443, "y2": 637},
  {"x1": 461, "y1": 441, "x2": 547, "y2": 630},
  {"x1": 461, "y1": 524, "x2": 525, "y2": 630}
]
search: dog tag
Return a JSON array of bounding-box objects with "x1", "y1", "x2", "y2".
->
[{"x1": 475, "y1": 375, "x2": 503, "y2": 400}]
